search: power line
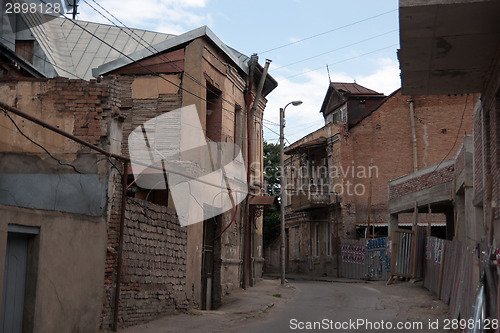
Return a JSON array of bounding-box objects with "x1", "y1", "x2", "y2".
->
[
  {"x1": 80, "y1": 0, "x2": 271, "y2": 123},
  {"x1": 263, "y1": 123, "x2": 290, "y2": 145},
  {"x1": 259, "y1": 9, "x2": 397, "y2": 54},
  {"x1": 271, "y1": 29, "x2": 398, "y2": 72},
  {"x1": 2, "y1": 109, "x2": 83, "y2": 173},
  {"x1": 0, "y1": 36, "x2": 85, "y2": 80},
  {"x1": 285, "y1": 44, "x2": 399, "y2": 79}
]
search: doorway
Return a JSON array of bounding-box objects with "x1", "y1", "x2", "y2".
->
[{"x1": 1, "y1": 225, "x2": 39, "y2": 333}]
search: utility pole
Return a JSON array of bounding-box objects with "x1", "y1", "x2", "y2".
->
[
  {"x1": 71, "y1": 0, "x2": 78, "y2": 19},
  {"x1": 279, "y1": 106, "x2": 286, "y2": 285},
  {"x1": 280, "y1": 100, "x2": 302, "y2": 285}
]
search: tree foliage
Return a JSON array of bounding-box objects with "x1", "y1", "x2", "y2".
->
[{"x1": 263, "y1": 141, "x2": 281, "y2": 248}]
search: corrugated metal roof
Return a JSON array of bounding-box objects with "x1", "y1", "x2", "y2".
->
[
  {"x1": 331, "y1": 82, "x2": 382, "y2": 95},
  {"x1": 27, "y1": 17, "x2": 176, "y2": 80}
]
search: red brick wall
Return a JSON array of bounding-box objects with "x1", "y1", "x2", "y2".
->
[
  {"x1": 340, "y1": 91, "x2": 475, "y2": 233},
  {"x1": 473, "y1": 104, "x2": 483, "y2": 197},
  {"x1": 389, "y1": 165, "x2": 454, "y2": 200},
  {"x1": 477, "y1": 56, "x2": 500, "y2": 240}
]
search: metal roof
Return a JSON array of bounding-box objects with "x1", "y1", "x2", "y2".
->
[
  {"x1": 93, "y1": 25, "x2": 251, "y2": 78},
  {"x1": 331, "y1": 82, "x2": 383, "y2": 96},
  {"x1": 1, "y1": 14, "x2": 277, "y2": 94},
  {"x1": 27, "y1": 17, "x2": 175, "y2": 80}
]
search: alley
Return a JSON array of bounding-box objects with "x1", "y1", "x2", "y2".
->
[{"x1": 121, "y1": 277, "x2": 453, "y2": 333}]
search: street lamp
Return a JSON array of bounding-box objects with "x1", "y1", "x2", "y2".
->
[{"x1": 280, "y1": 100, "x2": 302, "y2": 285}]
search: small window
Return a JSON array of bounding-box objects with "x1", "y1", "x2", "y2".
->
[{"x1": 15, "y1": 40, "x2": 34, "y2": 64}]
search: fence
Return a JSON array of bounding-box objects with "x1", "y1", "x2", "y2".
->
[
  {"x1": 390, "y1": 228, "x2": 426, "y2": 279},
  {"x1": 341, "y1": 234, "x2": 483, "y2": 325},
  {"x1": 340, "y1": 237, "x2": 391, "y2": 280},
  {"x1": 423, "y1": 237, "x2": 477, "y2": 322}
]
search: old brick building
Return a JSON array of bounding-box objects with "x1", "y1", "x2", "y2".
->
[
  {"x1": 281, "y1": 82, "x2": 474, "y2": 276},
  {"x1": 0, "y1": 13, "x2": 276, "y2": 331},
  {"x1": 392, "y1": 0, "x2": 500, "y2": 322}
]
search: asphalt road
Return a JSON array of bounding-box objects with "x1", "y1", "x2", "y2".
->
[{"x1": 235, "y1": 280, "x2": 452, "y2": 333}]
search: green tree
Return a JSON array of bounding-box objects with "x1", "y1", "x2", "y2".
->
[{"x1": 263, "y1": 141, "x2": 281, "y2": 248}]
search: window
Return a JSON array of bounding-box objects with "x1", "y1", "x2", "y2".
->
[
  {"x1": 15, "y1": 40, "x2": 34, "y2": 64},
  {"x1": 206, "y1": 83, "x2": 222, "y2": 142},
  {"x1": 326, "y1": 222, "x2": 331, "y2": 256},
  {"x1": 314, "y1": 223, "x2": 320, "y2": 257},
  {"x1": 331, "y1": 105, "x2": 347, "y2": 123}
]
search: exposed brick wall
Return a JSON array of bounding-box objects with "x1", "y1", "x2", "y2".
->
[
  {"x1": 478, "y1": 55, "x2": 500, "y2": 232},
  {"x1": 341, "y1": 91, "x2": 475, "y2": 229},
  {"x1": 473, "y1": 104, "x2": 483, "y2": 197},
  {"x1": 0, "y1": 77, "x2": 114, "y2": 153},
  {"x1": 100, "y1": 74, "x2": 188, "y2": 329},
  {"x1": 389, "y1": 165, "x2": 454, "y2": 200},
  {"x1": 109, "y1": 75, "x2": 183, "y2": 159},
  {"x1": 48, "y1": 77, "x2": 114, "y2": 146},
  {"x1": 101, "y1": 188, "x2": 188, "y2": 329}
]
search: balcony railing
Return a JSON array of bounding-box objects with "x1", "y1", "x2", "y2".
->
[{"x1": 290, "y1": 184, "x2": 332, "y2": 211}]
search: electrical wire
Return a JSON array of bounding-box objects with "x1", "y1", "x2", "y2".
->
[
  {"x1": 263, "y1": 123, "x2": 290, "y2": 145},
  {"x1": 425, "y1": 94, "x2": 470, "y2": 177},
  {"x1": 78, "y1": 0, "x2": 273, "y2": 124},
  {"x1": 285, "y1": 44, "x2": 399, "y2": 79},
  {"x1": 259, "y1": 9, "x2": 397, "y2": 54},
  {"x1": 271, "y1": 29, "x2": 398, "y2": 72},
  {"x1": 0, "y1": 36, "x2": 85, "y2": 80},
  {"x1": 2, "y1": 109, "x2": 83, "y2": 173}
]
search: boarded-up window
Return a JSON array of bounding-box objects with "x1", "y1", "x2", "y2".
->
[{"x1": 15, "y1": 40, "x2": 34, "y2": 64}]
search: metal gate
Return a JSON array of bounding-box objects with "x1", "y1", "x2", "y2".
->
[{"x1": 390, "y1": 228, "x2": 425, "y2": 279}]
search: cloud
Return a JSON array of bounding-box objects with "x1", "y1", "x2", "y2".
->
[
  {"x1": 78, "y1": 0, "x2": 211, "y2": 34},
  {"x1": 355, "y1": 58, "x2": 401, "y2": 95},
  {"x1": 264, "y1": 57, "x2": 401, "y2": 143}
]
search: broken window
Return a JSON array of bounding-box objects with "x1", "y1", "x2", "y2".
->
[{"x1": 206, "y1": 83, "x2": 222, "y2": 142}]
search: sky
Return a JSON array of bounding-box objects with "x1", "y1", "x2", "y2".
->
[{"x1": 77, "y1": 0, "x2": 401, "y2": 144}]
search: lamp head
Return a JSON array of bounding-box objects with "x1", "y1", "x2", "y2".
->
[{"x1": 291, "y1": 100, "x2": 303, "y2": 106}]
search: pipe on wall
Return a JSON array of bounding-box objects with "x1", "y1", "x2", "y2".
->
[{"x1": 408, "y1": 99, "x2": 418, "y2": 172}]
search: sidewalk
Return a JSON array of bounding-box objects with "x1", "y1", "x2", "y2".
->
[{"x1": 119, "y1": 276, "x2": 297, "y2": 333}]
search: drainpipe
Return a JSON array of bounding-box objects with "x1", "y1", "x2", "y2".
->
[
  {"x1": 243, "y1": 56, "x2": 271, "y2": 289},
  {"x1": 243, "y1": 54, "x2": 257, "y2": 290},
  {"x1": 113, "y1": 160, "x2": 129, "y2": 331},
  {"x1": 408, "y1": 99, "x2": 418, "y2": 172}
]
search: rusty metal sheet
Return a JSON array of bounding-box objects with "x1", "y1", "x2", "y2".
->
[{"x1": 248, "y1": 195, "x2": 278, "y2": 206}]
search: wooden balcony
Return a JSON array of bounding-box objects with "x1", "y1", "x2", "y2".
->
[{"x1": 290, "y1": 185, "x2": 332, "y2": 212}]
